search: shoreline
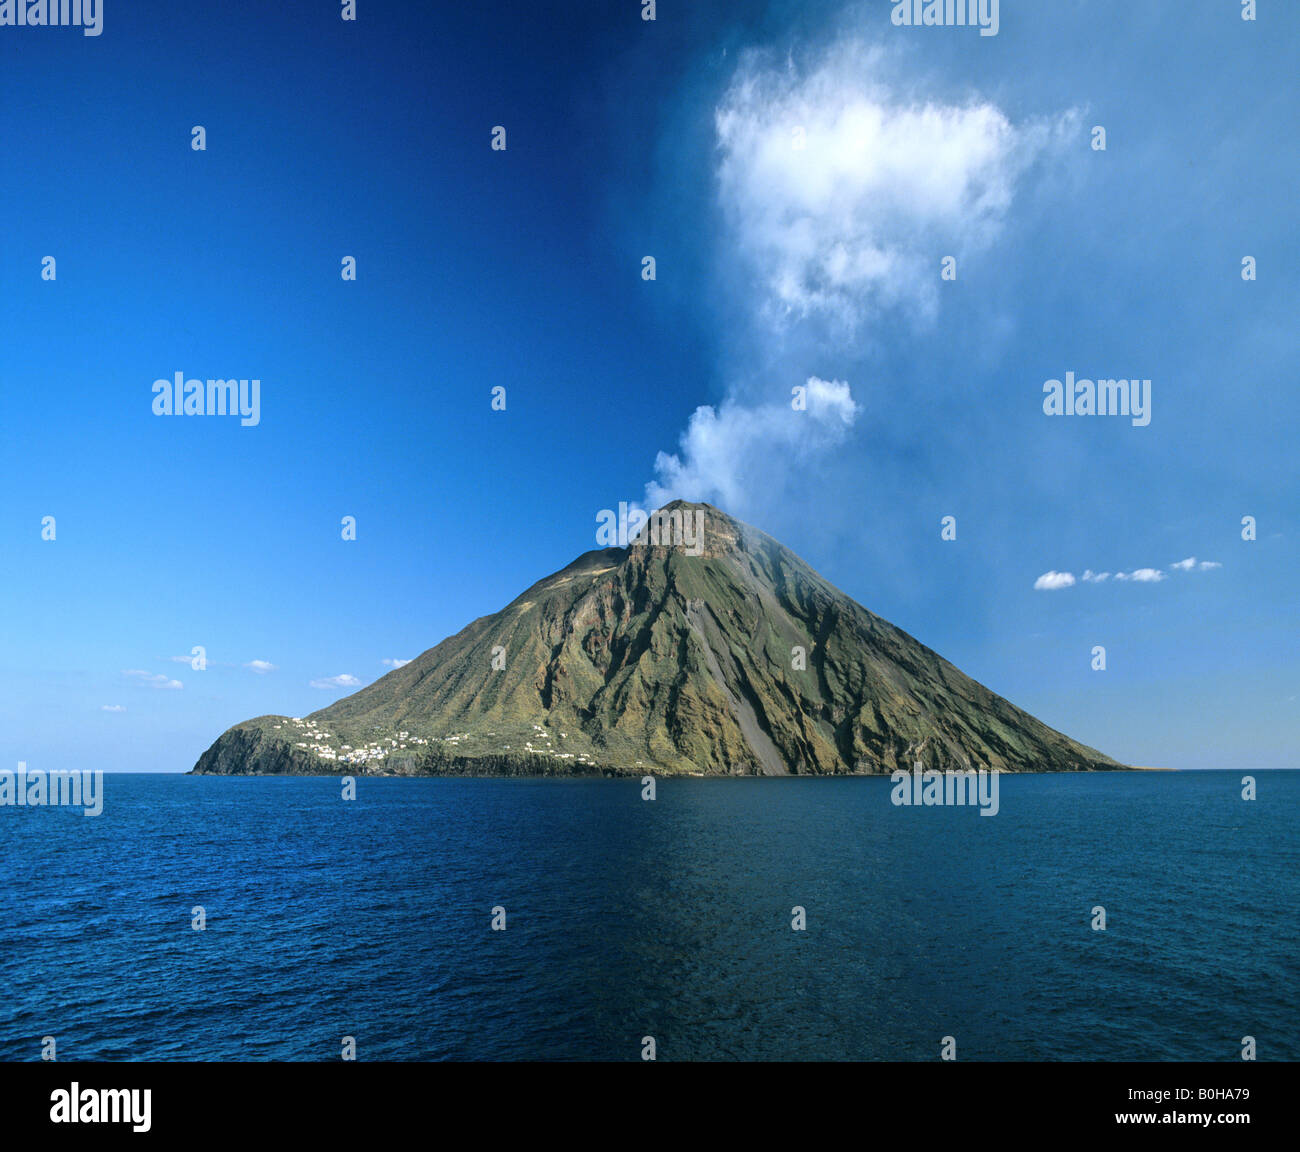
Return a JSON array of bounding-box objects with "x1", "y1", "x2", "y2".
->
[{"x1": 183, "y1": 766, "x2": 1156, "y2": 780}]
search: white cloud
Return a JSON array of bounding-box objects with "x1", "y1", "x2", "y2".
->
[
  {"x1": 1170, "y1": 557, "x2": 1222, "y2": 573},
  {"x1": 646, "y1": 376, "x2": 858, "y2": 511},
  {"x1": 1035, "y1": 564, "x2": 1189, "y2": 589},
  {"x1": 1116, "y1": 568, "x2": 1165, "y2": 583},
  {"x1": 245, "y1": 660, "x2": 277, "y2": 674},
  {"x1": 714, "y1": 40, "x2": 1077, "y2": 332},
  {"x1": 643, "y1": 39, "x2": 1076, "y2": 520},
  {"x1": 382, "y1": 658, "x2": 412, "y2": 668},
  {"x1": 1073, "y1": 557, "x2": 1221, "y2": 587},
  {"x1": 1034, "y1": 571, "x2": 1076, "y2": 591},
  {"x1": 310, "y1": 674, "x2": 362, "y2": 690},
  {"x1": 100, "y1": 704, "x2": 125, "y2": 712},
  {"x1": 122, "y1": 670, "x2": 183, "y2": 690}
]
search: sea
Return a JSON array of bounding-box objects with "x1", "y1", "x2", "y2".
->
[{"x1": 0, "y1": 771, "x2": 1294, "y2": 1061}]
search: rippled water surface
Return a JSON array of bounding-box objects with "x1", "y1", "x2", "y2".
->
[{"x1": 0, "y1": 771, "x2": 1294, "y2": 1060}]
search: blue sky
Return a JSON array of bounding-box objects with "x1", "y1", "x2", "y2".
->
[{"x1": 0, "y1": 0, "x2": 1294, "y2": 773}]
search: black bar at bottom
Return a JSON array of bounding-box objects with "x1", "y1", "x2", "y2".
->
[{"x1": 0, "y1": 1059, "x2": 1286, "y2": 1140}]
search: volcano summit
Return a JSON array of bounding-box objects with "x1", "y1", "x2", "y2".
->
[{"x1": 191, "y1": 502, "x2": 1123, "y2": 777}]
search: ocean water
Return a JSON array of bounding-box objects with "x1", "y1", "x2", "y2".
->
[{"x1": 0, "y1": 771, "x2": 1294, "y2": 1061}]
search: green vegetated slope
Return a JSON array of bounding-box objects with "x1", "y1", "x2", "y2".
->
[{"x1": 192, "y1": 501, "x2": 1123, "y2": 776}]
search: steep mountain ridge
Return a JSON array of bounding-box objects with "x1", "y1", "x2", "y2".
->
[{"x1": 192, "y1": 501, "x2": 1124, "y2": 776}]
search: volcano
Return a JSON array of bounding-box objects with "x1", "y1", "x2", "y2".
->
[{"x1": 191, "y1": 501, "x2": 1124, "y2": 777}]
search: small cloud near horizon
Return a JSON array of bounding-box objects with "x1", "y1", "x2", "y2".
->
[
  {"x1": 1033, "y1": 571, "x2": 1076, "y2": 591},
  {"x1": 1038, "y1": 556, "x2": 1222, "y2": 590},
  {"x1": 1116, "y1": 569, "x2": 1165, "y2": 583},
  {"x1": 122, "y1": 670, "x2": 183, "y2": 689},
  {"x1": 310, "y1": 674, "x2": 362, "y2": 690}
]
